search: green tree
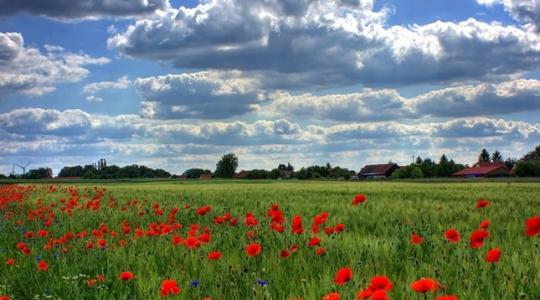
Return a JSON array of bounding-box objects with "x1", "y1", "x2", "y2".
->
[
  {"x1": 522, "y1": 145, "x2": 540, "y2": 161},
  {"x1": 491, "y1": 150, "x2": 503, "y2": 162},
  {"x1": 183, "y1": 168, "x2": 212, "y2": 178},
  {"x1": 214, "y1": 153, "x2": 238, "y2": 178},
  {"x1": 478, "y1": 148, "x2": 491, "y2": 163}
]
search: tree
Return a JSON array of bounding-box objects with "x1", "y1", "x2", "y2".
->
[
  {"x1": 269, "y1": 168, "x2": 281, "y2": 179},
  {"x1": 504, "y1": 157, "x2": 517, "y2": 169},
  {"x1": 515, "y1": 160, "x2": 540, "y2": 177},
  {"x1": 183, "y1": 168, "x2": 212, "y2": 179},
  {"x1": 478, "y1": 148, "x2": 491, "y2": 163},
  {"x1": 21, "y1": 168, "x2": 53, "y2": 179},
  {"x1": 214, "y1": 153, "x2": 238, "y2": 178},
  {"x1": 491, "y1": 150, "x2": 503, "y2": 162},
  {"x1": 522, "y1": 145, "x2": 540, "y2": 161}
]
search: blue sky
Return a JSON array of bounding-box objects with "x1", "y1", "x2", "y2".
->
[{"x1": 0, "y1": 0, "x2": 539, "y2": 175}]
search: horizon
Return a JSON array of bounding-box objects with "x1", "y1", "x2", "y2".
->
[{"x1": 1, "y1": 0, "x2": 539, "y2": 175}]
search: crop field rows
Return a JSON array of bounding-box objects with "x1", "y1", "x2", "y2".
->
[{"x1": 0, "y1": 181, "x2": 539, "y2": 299}]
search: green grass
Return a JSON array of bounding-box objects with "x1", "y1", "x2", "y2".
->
[{"x1": 0, "y1": 181, "x2": 539, "y2": 300}]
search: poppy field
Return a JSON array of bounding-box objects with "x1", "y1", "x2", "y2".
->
[{"x1": 0, "y1": 180, "x2": 539, "y2": 300}]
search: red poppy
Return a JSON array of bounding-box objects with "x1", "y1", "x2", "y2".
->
[
  {"x1": 245, "y1": 242, "x2": 262, "y2": 257},
  {"x1": 444, "y1": 229, "x2": 460, "y2": 243},
  {"x1": 334, "y1": 267, "x2": 353, "y2": 285},
  {"x1": 38, "y1": 260, "x2": 48, "y2": 271},
  {"x1": 410, "y1": 278, "x2": 438, "y2": 293},
  {"x1": 356, "y1": 289, "x2": 372, "y2": 299},
  {"x1": 410, "y1": 233, "x2": 423, "y2": 245},
  {"x1": 525, "y1": 216, "x2": 540, "y2": 237},
  {"x1": 479, "y1": 219, "x2": 490, "y2": 229},
  {"x1": 96, "y1": 275, "x2": 105, "y2": 283},
  {"x1": 0, "y1": 296, "x2": 10, "y2": 300},
  {"x1": 352, "y1": 194, "x2": 366, "y2": 205},
  {"x1": 87, "y1": 279, "x2": 97, "y2": 287},
  {"x1": 308, "y1": 236, "x2": 322, "y2": 247},
  {"x1": 280, "y1": 250, "x2": 290, "y2": 258},
  {"x1": 436, "y1": 296, "x2": 458, "y2": 300},
  {"x1": 368, "y1": 275, "x2": 393, "y2": 292},
  {"x1": 119, "y1": 271, "x2": 134, "y2": 280},
  {"x1": 98, "y1": 239, "x2": 106, "y2": 248},
  {"x1": 370, "y1": 290, "x2": 389, "y2": 300},
  {"x1": 322, "y1": 292, "x2": 340, "y2": 300},
  {"x1": 476, "y1": 199, "x2": 489, "y2": 208},
  {"x1": 271, "y1": 223, "x2": 285, "y2": 233},
  {"x1": 171, "y1": 235, "x2": 183, "y2": 246},
  {"x1": 485, "y1": 248, "x2": 501, "y2": 263},
  {"x1": 208, "y1": 251, "x2": 222, "y2": 260},
  {"x1": 469, "y1": 229, "x2": 490, "y2": 248},
  {"x1": 335, "y1": 224, "x2": 345, "y2": 232},
  {"x1": 185, "y1": 236, "x2": 201, "y2": 249},
  {"x1": 6, "y1": 258, "x2": 14, "y2": 266},
  {"x1": 196, "y1": 205, "x2": 212, "y2": 216},
  {"x1": 160, "y1": 279, "x2": 181, "y2": 297},
  {"x1": 315, "y1": 247, "x2": 326, "y2": 256},
  {"x1": 292, "y1": 215, "x2": 304, "y2": 234}
]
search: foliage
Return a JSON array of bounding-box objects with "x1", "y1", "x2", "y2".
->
[
  {"x1": 214, "y1": 153, "x2": 239, "y2": 178},
  {"x1": 515, "y1": 160, "x2": 540, "y2": 177},
  {"x1": 182, "y1": 168, "x2": 212, "y2": 179},
  {"x1": 478, "y1": 148, "x2": 491, "y2": 163},
  {"x1": 20, "y1": 168, "x2": 53, "y2": 179},
  {"x1": 521, "y1": 145, "x2": 540, "y2": 161}
]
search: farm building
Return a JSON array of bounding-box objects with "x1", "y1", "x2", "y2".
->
[
  {"x1": 233, "y1": 170, "x2": 249, "y2": 179},
  {"x1": 358, "y1": 163, "x2": 399, "y2": 179},
  {"x1": 199, "y1": 173, "x2": 213, "y2": 180},
  {"x1": 451, "y1": 162, "x2": 510, "y2": 177}
]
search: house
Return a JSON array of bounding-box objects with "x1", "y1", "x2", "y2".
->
[
  {"x1": 233, "y1": 170, "x2": 249, "y2": 179},
  {"x1": 358, "y1": 163, "x2": 399, "y2": 179},
  {"x1": 280, "y1": 170, "x2": 293, "y2": 179},
  {"x1": 199, "y1": 173, "x2": 213, "y2": 180},
  {"x1": 451, "y1": 162, "x2": 510, "y2": 177}
]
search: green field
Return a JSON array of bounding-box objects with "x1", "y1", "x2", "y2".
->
[{"x1": 0, "y1": 181, "x2": 539, "y2": 299}]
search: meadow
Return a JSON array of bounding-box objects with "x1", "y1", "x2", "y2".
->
[{"x1": 0, "y1": 180, "x2": 539, "y2": 300}]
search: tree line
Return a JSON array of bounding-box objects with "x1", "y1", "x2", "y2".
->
[{"x1": 1, "y1": 144, "x2": 539, "y2": 180}]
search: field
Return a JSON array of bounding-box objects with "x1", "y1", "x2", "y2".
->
[{"x1": 0, "y1": 180, "x2": 539, "y2": 300}]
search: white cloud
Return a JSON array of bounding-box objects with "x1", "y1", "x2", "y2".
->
[
  {"x1": 85, "y1": 95, "x2": 103, "y2": 102},
  {"x1": 0, "y1": 0, "x2": 170, "y2": 21},
  {"x1": 109, "y1": 0, "x2": 540, "y2": 89},
  {"x1": 83, "y1": 75, "x2": 131, "y2": 94},
  {"x1": 477, "y1": 0, "x2": 540, "y2": 32},
  {"x1": 0, "y1": 32, "x2": 110, "y2": 98}
]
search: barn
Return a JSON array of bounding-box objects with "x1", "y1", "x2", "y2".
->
[
  {"x1": 358, "y1": 163, "x2": 399, "y2": 179},
  {"x1": 451, "y1": 162, "x2": 510, "y2": 177}
]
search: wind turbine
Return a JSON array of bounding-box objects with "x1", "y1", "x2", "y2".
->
[{"x1": 16, "y1": 162, "x2": 31, "y2": 174}]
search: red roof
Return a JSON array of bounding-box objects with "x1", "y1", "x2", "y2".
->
[{"x1": 452, "y1": 162, "x2": 509, "y2": 177}]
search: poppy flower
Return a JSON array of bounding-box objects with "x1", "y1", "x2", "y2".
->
[
  {"x1": 479, "y1": 219, "x2": 490, "y2": 229},
  {"x1": 308, "y1": 236, "x2": 322, "y2": 247},
  {"x1": 280, "y1": 250, "x2": 290, "y2": 258},
  {"x1": 476, "y1": 199, "x2": 489, "y2": 208},
  {"x1": 368, "y1": 275, "x2": 393, "y2": 292},
  {"x1": 0, "y1": 296, "x2": 10, "y2": 300},
  {"x1": 208, "y1": 251, "x2": 222, "y2": 260},
  {"x1": 87, "y1": 279, "x2": 97, "y2": 287},
  {"x1": 352, "y1": 194, "x2": 366, "y2": 205},
  {"x1": 38, "y1": 260, "x2": 48, "y2": 271},
  {"x1": 444, "y1": 229, "x2": 460, "y2": 243},
  {"x1": 315, "y1": 247, "x2": 326, "y2": 256},
  {"x1": 410, "y1": 233, "x2": 423, "y2": 245},
  {"x1": 370, "y1": 290, "x2": 389, "y2": 300},
  {"x1": 334, "y1": 267, "x2": 353, "y2": 285},
  {"x1": 160, "y1": 279, "x2": 181, "y2": 297},
  {"x1": 436, "y1": 296, "x2": 458, "y2": 300},
  {"x1": 469, "y1": 230, "x2": 490, "y2": 248},
  {"x1": 245, "y1": 243, "x2": 262, "y2": 257},
  {"x1": 98, "y1": 239, "x2": 106, "y2": 249},
  {"x1": 119, "y1": 271, "x2": 134, "y2": 280},
  {"x1": 356, "y1": 289, "x2": 372, "y2": 299},
  {"x1": 6, "y1": 258, "x2": 14, "y2": 266},
  {"x1": 410, "y1": 278, "x2": 438, "y2": 293},
  {"x1": 485, "y1": 248, "x2": 501, "y2": 263},
  {"x1": 96, "y1": 275, "x2": 105, "y2": 283},
  {"x1": 291, "y1": 215, "x2": 304, "y2": 234},
  {"x1": 196, "y1": 205, "x2": 212, "y2": 216},
  {"x1": 185, "y1": 236, "x2": 201, "y2": 249},
  {"x1": 525, "y1": 216, "x2": 540, "y2": 237},
  {"x1": 322, "y1": 292, "x2": 340, "y2": 300}
]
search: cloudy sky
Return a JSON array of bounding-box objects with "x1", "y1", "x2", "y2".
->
[{"x1": 0, "y1": 0, "x2": 539, "y2": 175}]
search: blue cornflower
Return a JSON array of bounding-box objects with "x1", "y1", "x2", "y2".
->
[
  {"x1": 257, "y1": 279, "x2": 268, "y2": 287},
  {"x1": 35, "y1": 255, "x2": 42, "y2": 261},
  {"x1": 190, "y1": 280, "x2": 200, "y2": 287}
]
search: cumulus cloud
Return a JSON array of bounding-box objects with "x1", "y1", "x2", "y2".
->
[
  {"x1": 0, "y1": 0, "x2": 169, "y2": 20},
  {"x1": 135, "y1": 70, "x2": 265, "y2": 119},
  {"x1": 0, "y1": 32, "x2": 110, "y2": 98},
  {"x1": 83, "y1": 75, "x2": 131, "y2": 94},
  {"x1": 109, "y1": 0, "x2": 540, "y2": 89},
  {"x1": 478, "y1": 0, "x2": 540, "y2": 32},
  {"x1": 267, "y1": 79, "x2": 540, "y2": 121}
]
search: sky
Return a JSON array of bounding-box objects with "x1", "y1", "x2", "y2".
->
[{"x1": 0, "y1": 0, "x2": 539, "y2": 175}]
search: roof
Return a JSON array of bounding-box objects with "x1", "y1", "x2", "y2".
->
[
  {"x1": 358, "y1": 163, "x2": 398, "y2": 176},
  {"x1": 452, "y1": 162, "x2": 509, "y2": 177},
  {"x1": 233, "y1": 170, "x2": 248, "y2": 179},
  {"x1": 199, "y1": 174, "x2": 212, "y2": 179}
]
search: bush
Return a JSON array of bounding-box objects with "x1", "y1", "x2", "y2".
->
[{"x1": 515, "y1": 160, "x2": 540, "y2": 177}]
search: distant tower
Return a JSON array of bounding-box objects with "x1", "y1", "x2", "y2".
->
[{"x1": 97, "y1": 158, "x2": 107, "y2": 170}]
